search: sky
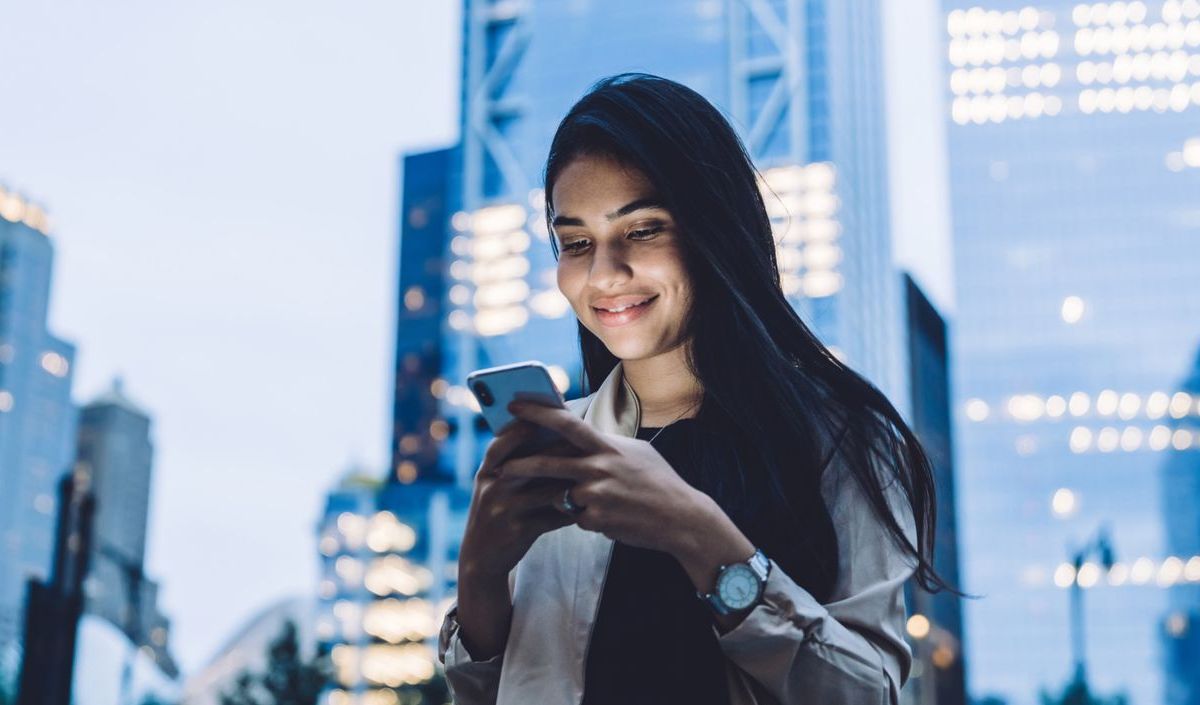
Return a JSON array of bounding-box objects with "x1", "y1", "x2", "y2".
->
[
  {"x1": 0, "y1": 0, "x2": 462, "y2": 673},
  {"x1": 0, "y1": 0, "x2": 951, "y2": 678}
]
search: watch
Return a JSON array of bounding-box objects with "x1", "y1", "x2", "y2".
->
[{"x1": 696, "y1": 548, "x2": 771, "y2": 616}]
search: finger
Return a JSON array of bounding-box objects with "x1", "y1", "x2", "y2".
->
[
  {"x1": 479, "y1": 420, "x2": 539, "y2": 475},
  {"x1": 521, "y1": 505, "x2": 577, "y2": 536},
  {"x1": 511, "y1": 478, "x2": 575, "y2": 510},
  {"x1": 499, "y1": 453, "x2": 595, "y2": 482},
  {"x1": 507, "y1": 402, "x2": 611, "y2": 455}
]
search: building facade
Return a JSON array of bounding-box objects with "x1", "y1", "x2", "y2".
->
[
  {"x1": 903, "y1": 273, "x2": 968, "y2": 705},
  {"x1": 1160, "y1": 344, "x2": 1200, "y2": 705},
  {"x1": 940, "y1": 1, "x2": 1200, "y2": 703},
  {"x1": 313, "y1": 467, "x2": 467, "y2": 702},
  {"x1": 75, "y1": 378, "x2": 177, "y2": 678},
  {"x1": 0, "y1": 185, "x2": 78, "y2": 662}
]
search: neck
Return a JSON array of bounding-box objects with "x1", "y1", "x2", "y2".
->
[{"x1": 621, "y1": 344, "x2": 704, "y2": 427}]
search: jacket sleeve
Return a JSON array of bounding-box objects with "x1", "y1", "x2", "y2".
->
[
  {"x1": 711, "y1": 444, "x2": 918, "y2": 705},
  {"x1": 436, "y1": 568, "x2": 517, "y2": 705}
]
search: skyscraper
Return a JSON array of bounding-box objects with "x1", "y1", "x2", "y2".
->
[
  {"x1": 313, "y1": 465, "x2": 465, "y2": 700},
  {"x1": 940, "y1": 2, "x2": 1200, "y2": 703},
  {"x1": 75, "y1": 379, "x2": 177, "y2": 678},
  {"x1": 426, "y1": 0, "x2": 908, "y2": 487},
  {"x1": 0, "y1": 185, "x2": 78, "y2": 659},
  {"x1": 903, "y1": 273, "x2": 968, "y2": 705},
  {"x1": 1160, "y1": 345, "x2": 1200, "y2": 705},
  {"x1": 392, "y1": 146, "x2": 461, "y2": 487}
]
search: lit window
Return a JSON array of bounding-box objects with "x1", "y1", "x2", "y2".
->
[
  {"x1": 1061, "y1": 295, "x2": 1086, "y2": 323},
  {"x1": 1076, "y1": 561, "x2": 1100, "y2": 588},
  {"x1": 404, "y1": 286, "x2": 425, "y2": 312},
  {"x1": 1096, "y1": 389, "x2": 1119, "y2": 415},
  {"x1": 1117, "y1": 392, "x2": 1141, "y2": 419},
  {"x1": 1069, "y1": 392, "x2": 1091, "y2": 416},
  {"x1": 965, "y1": 398, "x2": 990, "y2": 421},
  {"x1": 1069, "y1": 426, "x2": 1093, "y2": 453},
  {"x1": 1129, "y1": 557, "x2": 1155, "y2": 584},
  {"x1": 1170, "y1": 392, "x2": 1193, "y2": 418},
  {"x1": 1120, "y1": 425, "x2": 1143, "y2": 451},
  {"x1": 1051, "y1": 488, "x2": 1078, "y2": 517},
  {"x1": 1108, "y1": 562, "x2": 1129, "y2": 585},
  {"x1": 1096, "y1": 426, "x2": 1120, "y2": 451},
  {"x1": 1054, "y1": 562, "x2": 1076, "y2": 587}
]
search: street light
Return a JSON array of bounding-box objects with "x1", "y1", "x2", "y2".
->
[{"x1": 1066, "y1": 524, "x2": 1116, "y2": 691}]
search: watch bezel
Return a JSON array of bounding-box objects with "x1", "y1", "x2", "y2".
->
[
  {"x1": 716, "y1": 563, "x2": 763, "y2": 610},
  {"x1": 698, "y1": 549, "x2": 771, "y2": 615}
]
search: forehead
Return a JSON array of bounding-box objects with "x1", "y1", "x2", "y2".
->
[{"x1": 551, "y1": 153, "x2": 657, "y2": 215}]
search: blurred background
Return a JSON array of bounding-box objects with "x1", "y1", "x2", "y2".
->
[{"x1": 0, "y1": 0, "x2": 1197, "y2": 704}]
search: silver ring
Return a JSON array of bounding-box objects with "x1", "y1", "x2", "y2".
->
[{"x1": 562, "y1": 487, "x2": 584, "y2": 514}]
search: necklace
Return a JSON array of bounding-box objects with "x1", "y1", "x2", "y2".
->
[{"x1": 643, "y1": 399, "x2": 700, "y2": 443}]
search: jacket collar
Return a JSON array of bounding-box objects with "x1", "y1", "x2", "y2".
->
[{"x1": 581, "y1": 360, "x2": 642, "y2": 437}]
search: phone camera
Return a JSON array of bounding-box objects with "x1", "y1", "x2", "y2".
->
[{"x1": 472, "y1": 381, "x2": 494, "y2": 407}]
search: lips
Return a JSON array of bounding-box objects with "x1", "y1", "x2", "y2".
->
[
  {"x1": 592, "y1": 295, "x2": 658, "y2": 327},
  {"x1": 592, "y1": 294, "x2": 657, "y2": 313}
]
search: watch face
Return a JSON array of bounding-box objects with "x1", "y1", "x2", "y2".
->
[{"x1": 716, "y1": 564, "x2": 761, "y2": 610}]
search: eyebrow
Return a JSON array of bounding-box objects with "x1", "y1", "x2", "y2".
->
[{"x1": 550, "y1": 197, "x2": 666, "y2": 228}]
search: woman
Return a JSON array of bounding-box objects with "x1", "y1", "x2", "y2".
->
[{"x1": 437, "y1": 73, "x2": 953, "y2": 705}]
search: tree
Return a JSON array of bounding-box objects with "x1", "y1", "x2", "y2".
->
[
  {"x1": 260, "y1": 621, "x2": 327, "y2": 705},
  {"x1": 219, "y1": 620, "x2": 329, "y2": 705}
]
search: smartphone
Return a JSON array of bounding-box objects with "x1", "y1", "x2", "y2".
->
[{"x1": 467, "y1": 360, "x2": 571, "y2": 462}]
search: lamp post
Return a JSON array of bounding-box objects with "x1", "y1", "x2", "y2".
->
[{"x1": 1067, "y1": 524, "x2": 1116, "y2": 691}]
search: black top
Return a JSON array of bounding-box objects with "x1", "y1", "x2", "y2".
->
[{"x1": 581, "y1": 418, "x2": 732, "y2": 705}]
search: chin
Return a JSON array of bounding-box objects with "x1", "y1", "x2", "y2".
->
[{"x1": 595, "y1": 335, "x2": 662, "y2": 362}]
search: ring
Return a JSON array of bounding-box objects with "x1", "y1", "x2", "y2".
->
[{"x1": 561, "y1": 487, "x2": 585, "y2": 515}]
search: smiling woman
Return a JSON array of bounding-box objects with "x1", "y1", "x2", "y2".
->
[{"x1": 437, "y1": 72, "x2": 957, "y2": 705}]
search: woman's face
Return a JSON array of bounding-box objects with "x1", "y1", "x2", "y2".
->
[{"x1": 551, "y1": 153, "x2": 693, "y2": 362}]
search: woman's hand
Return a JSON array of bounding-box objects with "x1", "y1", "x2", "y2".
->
[
  {"x1": 459, "y1": 419, "x2": 580, "y2": 580},
  {"x1": 490, "y1": 400, "x2": 759, "y2": 637},
  {"x1": 455, "y1": 419, "x2": 581, "y2": 661},
  {"x1": 496, "y1": 400, "x2": 714, "y2": 556}
]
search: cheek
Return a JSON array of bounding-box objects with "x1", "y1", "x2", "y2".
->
[{"x1": 556, "y1": 262, "x2": 583, "y2": 305}]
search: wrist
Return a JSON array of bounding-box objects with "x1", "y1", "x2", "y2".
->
[
  {"x1": 459, "y1": 558, "x2": 511, "y2": 587},
  {"x1": 671, "y1": 490, "x2": 756, "y2": 594}
]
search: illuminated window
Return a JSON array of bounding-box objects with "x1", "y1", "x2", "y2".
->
[{"x1": 1061, "y1": 295, "x2": 1086, "y2": 323}]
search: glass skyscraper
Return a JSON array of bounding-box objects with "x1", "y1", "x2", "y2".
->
[
  {"x1": 940, "y1": 2, "x2": 1200, "y2": 703},
  {"x1": 0, "y1": 185, "x2": 77, "y2": 664}
]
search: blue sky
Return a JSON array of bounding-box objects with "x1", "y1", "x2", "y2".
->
[
  {"x1": 0, "y1": 0, "x2": 950, "y2": 677},
  {"x1": 0, "y1": 0, "x2": 461, "y2": 672}
]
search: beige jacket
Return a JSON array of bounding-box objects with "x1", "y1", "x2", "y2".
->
[{"x1": 437, "y1": 360, "x2": 918, "y2": 704}]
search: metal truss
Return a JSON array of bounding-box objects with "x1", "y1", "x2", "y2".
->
[{"x1": 727, "y1": 0, "x2": 809, "y2": 166}]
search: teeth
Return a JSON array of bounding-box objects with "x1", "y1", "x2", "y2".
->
[{"x1": 600, "y1": 297, "x2": 651, "y2": 313}]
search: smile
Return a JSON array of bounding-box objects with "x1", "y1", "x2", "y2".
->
[{"x1": 592, "y1": 295, "x2": 658, "y2": 327}]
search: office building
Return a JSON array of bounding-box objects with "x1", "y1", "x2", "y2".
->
[
  {"x1": 314, "y1": 465, "x2": 466, "y2": 700},
  {"x1": 75, "y1": 379, "x2": 178, "y2": 678},
  {"x1": 1160, "y1": 344, "x2": 1200, "y2": 705},
  {"x1": 902, "y1": 273, "x2": 968, "y2": 705},
  {"x1": 0, "y1": 185, "x2": 78, "y2": 661},
  {"x1": 940, "y1": 2, "x2": 1200, "y2": 702}
]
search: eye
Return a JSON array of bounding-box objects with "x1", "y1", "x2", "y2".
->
[
  {"x1": 560, "y1": 238, "x2": 590, "y2": 255},
  {"x1": 628, "y1": 225, "x2": 665, "y2": 240}
]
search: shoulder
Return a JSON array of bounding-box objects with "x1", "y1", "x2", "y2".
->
[{"x1": 813, "y1": 404, "x2": 917, "y2": 553}]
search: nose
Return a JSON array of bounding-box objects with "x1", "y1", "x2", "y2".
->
[{"x1": 588, "y1": 239, "x2": 632, "y2": 290}]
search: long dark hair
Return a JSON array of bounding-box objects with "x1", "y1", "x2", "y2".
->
[{"x1": 542, "y1": 72, "x2": 955, "y2": 599}]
